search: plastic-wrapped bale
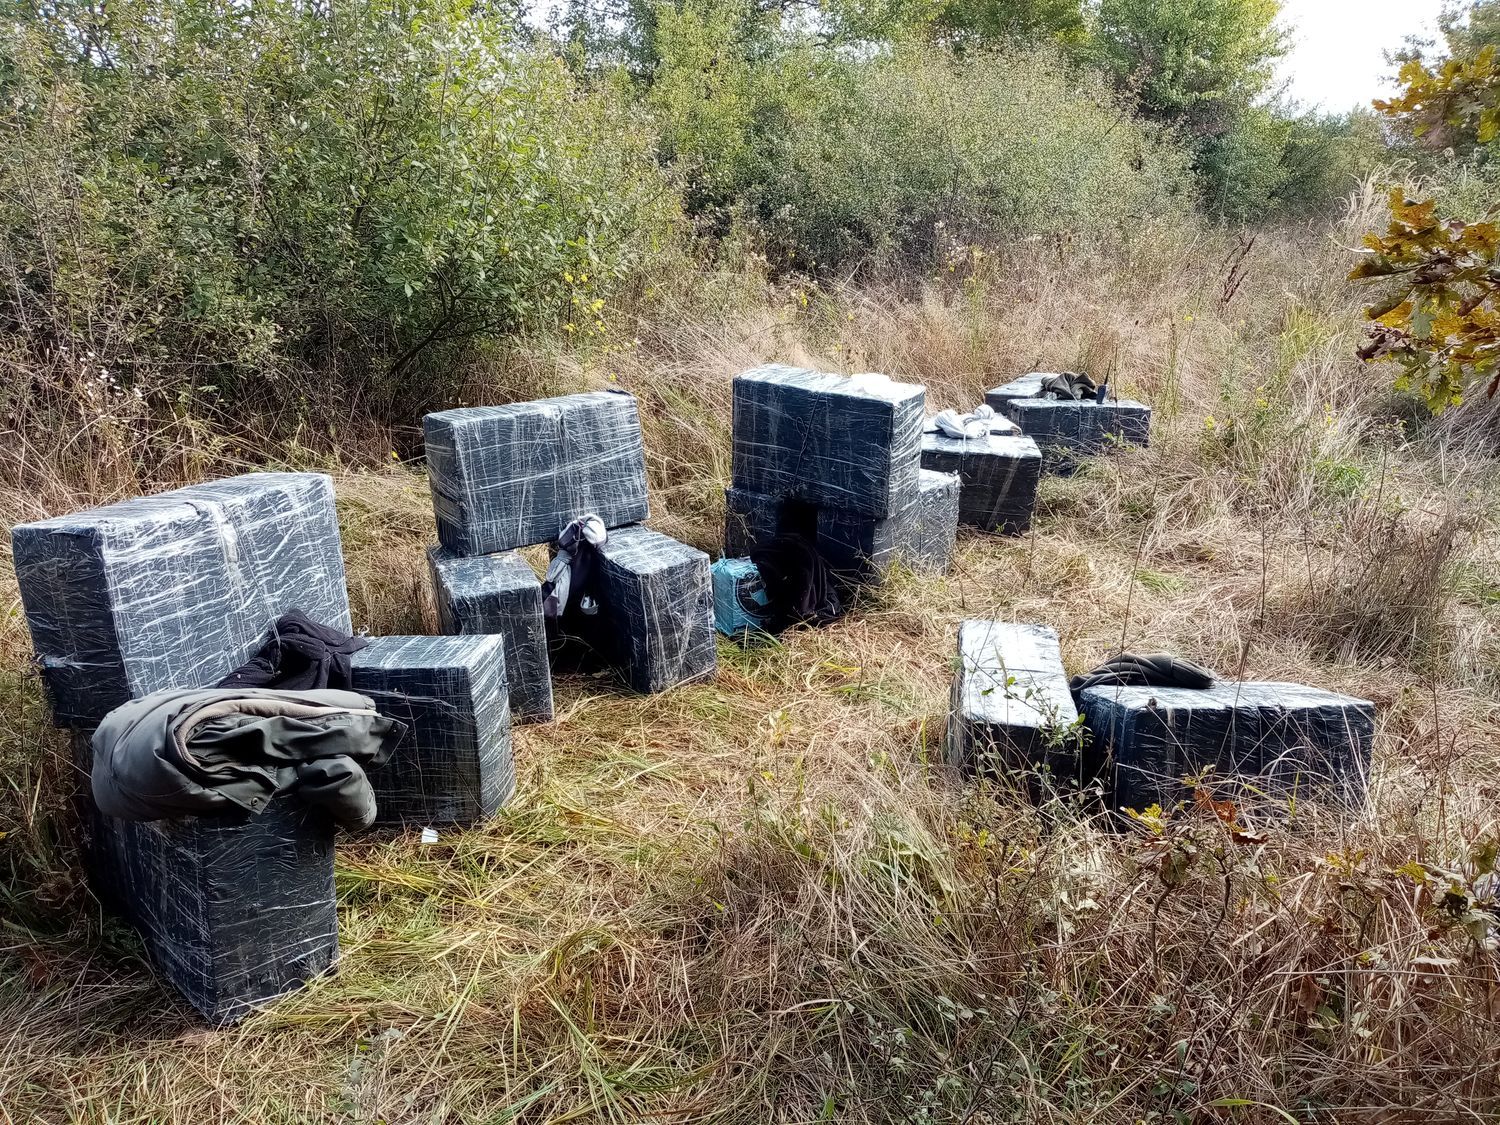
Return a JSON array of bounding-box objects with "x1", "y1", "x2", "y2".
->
[
  {"x1": 815, "y1": 488, "x2": 917, "y2": 584},
  {"x1": 425, "y1": 390, "x2": 650, "y2": 556},
  {"x1": 817, "y1": 469, "x2": 960, "y2": 580},
  {"x1": 13, "y1": 474, "x2": 352, "y2": 1024},
  {"x1": 351, "y1": 634, "x2": 513, "y2": 826},
  {"x1": 724, "y1": 485, "x2": 785, "y2": 559},
  {"x1": 595, "y1": 526, "x2": 716, "y2": 693},
  {"x1": 114, "y1": 800, "x2": 337, "y2": 1025},
  {"x1": 1080, "y1": 681, "x2": 1375, "y2": 815},
  {"x1": 66, "y1": 751, "x2": 339, "y2": 1027},
  {"x1": 731, "y1": 365, "x2": 925, "y2": 518},
  {"x1": 428, "y1": 547, "x2": 553, "y2": 723},
  {"x1": 983, "y1": 373, "x2": 1047, "y2": 414},
  {"x1": 815, "y1": 468, "x2": 963, "y2": 579},
  {"x1": 1003, "y1": 398, "x2": 1151, "y2": 467},
  {"x1": 909, "y1": 469, "x2": 960, "y2": 572},
  {"x1": 919, "y1": 429, "x2": 1042, "y2": 534},
  {"x1": 946, "y1": 621, "x2": 1080, "y2": 783},
  {"x1": 12, "y1": 473, "x2": 351, "y2": 729}
]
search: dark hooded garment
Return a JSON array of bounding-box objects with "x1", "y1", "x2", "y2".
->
[
  {"x1": 1069, "y1": 652, "x2": 1216, "y2": 695},
  {"x1": 542, "y1": 515, "x2": 608, "y2": 621},
  {"x1": 1038, "y1": 371, "x2": 1100, "y2": 401},
  {"x1": 217, "y1": 609, "x2": 370, "y2": 692},
  {"x1": 749, "y1": 533, "x2": 843, "y2": 633},
  {"x1": 92, "y1": 687, "x2": 406, "y2": 830}
]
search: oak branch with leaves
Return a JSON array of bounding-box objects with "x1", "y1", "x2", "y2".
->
[{"x1": 1353, "y1": 46, "x2": 1500, "y2": 410}]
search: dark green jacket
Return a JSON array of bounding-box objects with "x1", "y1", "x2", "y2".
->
[{"x1": 91, "y1": 687, "x2": 405, "y2": 830}]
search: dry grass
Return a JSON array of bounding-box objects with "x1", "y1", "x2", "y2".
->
[{"x1": 3, "y1": 196, "x2": 1500, "y2": 1123}]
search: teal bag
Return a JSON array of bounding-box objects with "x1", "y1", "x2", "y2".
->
[{"x1": 711, "y1": 557, "x2": 770, "y2": 638}]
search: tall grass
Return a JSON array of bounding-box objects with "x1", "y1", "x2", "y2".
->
[{"x1": 3, "y1": 185, "x2": 1500, "y2": 1121}]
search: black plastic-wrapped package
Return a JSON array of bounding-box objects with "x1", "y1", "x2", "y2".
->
[
  {"x1": 594, "y1": 525, "x2": 716, "y2": 694},
  {"x1": 351, "y1": 635, "x2": 514, "y2": 826},
  {"x1": 947, "y1": 621, "x2": 1079, "y2": 780},
  {"x1": 428, "y1": 547, "x2": 553, "y2": 723},
  {"x1": 983, "y1": 373, "x2": 1047, "y2": 414},
  {"x1": 731, "y1": 365, "x2": 925, "y2": 518},
  {"x1": 920, "y1": 430, "x2": 1042, "y2": 534},
  {"x1": 724, "y1": 485, "x2": 786, "y2": 559},
  {"x1": 94, "y1": 790, "x2": 339, "y2": 1026},
  {"x1": 15, "y1": 474, "x2": 356, "y2": 1024},
  {"x1": 1004, "y1": 398, "x2": 1151, "y2": 466},
  {"x1": 12, "y1": 473, "x2": 352, "y2": 728},
  {"x1": 814, "y1": 469, "x2": 957, "y2": 581},
  {"x1": 1080, "y1": 681, "x2": 1375, "y2": 814},
  {"x1": 910, "y1": 469, "x2": 961, "y2": 572},
  {"x1": 424, "y1": 391, "x2": 649, "y2": 556},
  {"x1": 815, "y1": 491, "x2": 916, "y2": 583}
]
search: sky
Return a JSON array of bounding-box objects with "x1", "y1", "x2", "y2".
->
[{"x1": 1277, "y1": 0, "x2": 1449, "y2": 112}]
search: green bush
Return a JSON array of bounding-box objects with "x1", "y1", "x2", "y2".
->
[
  {"x1": 0, "y1": 0, "x2": 679, "y2": 433},
  {"x1": 1089, "y1": 0, "x2": 1284, "y2": 135},
  {"x1": 1195, "y1": 106, "x2": 1290, "y2": 221},
  {"x1": 1194, "y1": 107, "x2": 1388, "y2": 223},
  {"x1": 1271, "y1": 110, "x2": 1389, "y2": 216},
  {"x1": 1423, "y1": 159, "x2": 1500, "y2": 222},
  {"x1": 648, "y1": 21, "x2": 1194, "y2": 270}
]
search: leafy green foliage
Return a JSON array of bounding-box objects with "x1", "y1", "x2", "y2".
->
[
  {"x1": 1194, "y1": 105, "x2": 1292, "y2": 222},
  {"x1": 1197, "y1": 107, "x2": 1387, "y2": 222},
  {"x1": 1441, "y1": 0, "x2": 1500, "y2": 59},
  {"x1": 1390, "y1": 0, "x2": 1500, "y2": 154},
  {"x1": 925, "y1": 0, "x2": 1085, "y2": 47},
  {"x1": 568, "y1": 0, "x2": 1358, "y2": 232},
  {"x1": 648, "y1": 20, "x2": 1193, "y2": 270},
  {"x1": 1271, "y1": 110, "x2": 1389, "y2": 215},
  {"x1": 1356, "y1": 14, "x2": 1500, "y2": 408},
  {"x1": 0, "y1": 0, "x2": 677, "y2": 430},
  {"x1": 1378, "y1": 43, "x2": 1500, "y2": 150},
  {"x1": 1090, "y1": 0, "x2": 1285, "y2": 137},
  {"x1": 1353, "y1": 192, "x2": 1499, "y2": 410},
  {"x1": 1090, "y1": 0, "x2": 1297, "y2": 219},
  {"x1": 826, "y1": 0, "x2": 1086, "y2": 48}
]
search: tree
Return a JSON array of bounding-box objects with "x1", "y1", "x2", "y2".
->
[
  {"x1": 0, "y1": 0, "x2": 677, "y2": 424},
  {"x1": 1090, "y1": 0, "x2": 1285, "y2": 138},
  {"x1": 1439, "y1": 0, "x2": 1500, "y2": 59},
  {"x1": 1089, "y1": 0, "x2": 1286, "y2": 218},
  {"x1": 1193, "y1": 104, "x2": 1290, "y2": 221},
  {"x1": 1385, "y1": 1, "x2": 1500, "y2": 155},
  {"x1": 1356, "y1": 34, "x2": 1500, "y2": 409},
  {"x1": 925, "y1": 0, "x2": 1085, "y2": 48},
  {"x1": 1402, "y1": 0, "x2": 1500, "y2": 73},
  {"x1": 1271, "y1": 109, "x2": 1388, "y2": 215}
]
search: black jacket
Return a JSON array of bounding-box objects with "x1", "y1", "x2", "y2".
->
[{"x1": 217, "y1": 609, "x2": 368, "y2": 691}]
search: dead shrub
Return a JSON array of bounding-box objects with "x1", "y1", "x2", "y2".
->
[{"x1": 1270, "y1": 497, "x2": 1471, "y2": 665}]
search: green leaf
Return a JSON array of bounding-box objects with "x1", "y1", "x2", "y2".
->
[{"x1": 1206, "y1": 1099, "x2": 1302, "y2": 1124}]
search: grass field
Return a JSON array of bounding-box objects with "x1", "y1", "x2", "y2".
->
[{"x1": 3, "y1": 197, "x2": 1500, "y2": 1123}]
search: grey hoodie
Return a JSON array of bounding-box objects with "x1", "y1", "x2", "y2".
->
[{"x1": 91, "y1": 687, "x2": 406, "y2": 830}]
